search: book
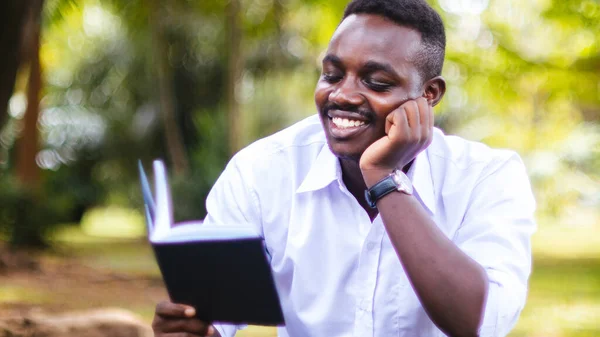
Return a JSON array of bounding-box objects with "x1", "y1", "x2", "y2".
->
[{"x1": 139, "y1": 159, "x2": 284, "y2": 326}]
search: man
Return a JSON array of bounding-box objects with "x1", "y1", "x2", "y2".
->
[{"x1": 152, "y1": 0, "x2": 536, "y2": 336}]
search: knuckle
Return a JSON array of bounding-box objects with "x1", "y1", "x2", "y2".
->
[
  {"x1": 151, "y1": 316, "x2": 163, "y2": 332},
  {"x1": 156, "y1": 300, "x2": 170, "y2": 312},
  {"x1": 170, "y1": 319, "x2": 189, "y2": 332}
]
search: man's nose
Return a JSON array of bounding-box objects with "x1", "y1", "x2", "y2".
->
[{"x1": 329, "y1": 79, "x2": 364, "y2": 107}]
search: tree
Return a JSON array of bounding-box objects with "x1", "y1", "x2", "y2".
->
[
  {"x1": 0, "y1": 2, "x2": 30, "y2": 129},
  {"x1": 16, "y1": 0, "x2": 45, "y2": 188}
]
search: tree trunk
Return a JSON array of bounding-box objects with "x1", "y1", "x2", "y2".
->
[
  {"x1": 149, "y1": 0, "x2": 190, "y2": 176},
  {"x1": 15, "y1": 0, "x2": 44, "y2": 188},
  {"x1": 0, "y1": 2, "x2": 29, "y2": 129},
  {"x1": 226, "y1": 0, "x2": 244, "y2": 155}
]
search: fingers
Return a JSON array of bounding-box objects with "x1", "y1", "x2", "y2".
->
[
  {"x1": 389, "y1": 106, "x2": 409, "y2": 140},
  {"x1": 153, "y1": 301, "x2": 215, "y2": 336},
  {"x1": 415, "y1": 97, "x2": 433, "y2": 142},
  {"x1": 160, "y1": 330, "x2": 218, "y2": 337},
  {"x1": 391, "y1": 98, "x2": 430, "y2": 140},
  {"x1": 154, "y1": 317, "x2": 213, "y2": 334},
  {"x1": 161, "y1": 333, "x2": 213, "y2": 337},
  {"x1": 404, "y1": 100, "x2": 421, "y2": 131},
  {"x1": 156, "y1": 301, "x2": 196, "y2": 318},
  {"x1": 416, "y1": 97, "x2": 430, "y2": 131},
  {"x1": 361, "y1": 97, "x2": 434, "y2": 172}
]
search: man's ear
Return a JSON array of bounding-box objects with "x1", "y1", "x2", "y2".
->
[{"x1": 422, "y1": 76, "x2": 446, "y2": 107}]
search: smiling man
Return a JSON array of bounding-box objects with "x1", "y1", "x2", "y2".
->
[{"x1": 151, "y1": 1, "x2": 536, "y2": 337}]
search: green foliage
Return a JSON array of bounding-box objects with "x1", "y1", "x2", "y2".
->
[
  {"x1": 0, "y1": 175, "x2": 66, "y2": 248},
  {"x1": 0, "y1": 0, "x2": 598, "y2": 246},
  {"x1": 171, "y1": 110, "x2": 230, "y2": 222}
]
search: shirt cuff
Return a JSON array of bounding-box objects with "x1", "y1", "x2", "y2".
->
[
  {"x1": 479, "y1": 273, "x2": 526, "y2": 337},
  {"x1": 479, "y1": 280, "x2": 499, "y2": 337},
  {"x1": 213, "y1": 323, "x2": 247, "y2": 337}
]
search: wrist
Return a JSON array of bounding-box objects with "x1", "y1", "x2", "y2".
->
[
  {"x1": 361, "y1": 168, "x2": 394, "y2": 188},
  {"x1": 364, "y1": 168, "x2": 414, "y2": 208}
]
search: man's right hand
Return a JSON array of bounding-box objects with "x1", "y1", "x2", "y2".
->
[{"x1": 152, "y1": 301, "x2": 220, "y2": 337}]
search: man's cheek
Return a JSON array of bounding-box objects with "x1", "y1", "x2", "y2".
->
[
  {"x1": 314, "y1": 88, "x2": 329, "y2": 108},
  {"x1": 368, "y1": 92, "x2": 410, "y2": 112}
]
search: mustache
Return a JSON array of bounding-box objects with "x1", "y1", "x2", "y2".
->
[{"x1": 322, "y1": 102, "x2": 374, "y2": 119}]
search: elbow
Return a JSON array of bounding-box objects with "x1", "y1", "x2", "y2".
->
[
  {"x1": 439, "y1": 312, "x2": 484, "y2": 337},
  {"x1": 450, "y1": 328, "x2": 480, "y2": 337},
  {"x1": 447, "y1": 272, "x2": 488, "y2": 337},
  {"x1": 443, "y1": 324, "x2": 480, "y2": 337}
]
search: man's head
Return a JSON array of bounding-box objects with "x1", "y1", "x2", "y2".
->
[
  {"x1": 314, "y1": 0, "x2": 446, "y2": 162},
  {"x1": 343, "y1": 0, "x2": 446, "y2": 81}
]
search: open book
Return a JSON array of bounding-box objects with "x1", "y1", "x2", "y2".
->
[{"x1": 139, "y1": 159, "x2": 284, "y2": 326}]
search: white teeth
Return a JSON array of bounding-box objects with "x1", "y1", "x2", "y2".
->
[{"x1": 332, "y1": 117, "x2": 365, "y2": 128}]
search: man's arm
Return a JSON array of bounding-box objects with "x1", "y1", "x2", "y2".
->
[
  {"x1": 360, "y1": 98, "x2": 534, "y2": 337},
  {"x1": 364, "y1": 173, "x2": 488, "y2": 337}
]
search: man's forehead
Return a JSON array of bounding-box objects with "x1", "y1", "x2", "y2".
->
[{"x1": 327, "y1": 14, "x2": 422, "y2": 63}]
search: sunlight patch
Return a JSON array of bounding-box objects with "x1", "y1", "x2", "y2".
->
[{"x1": 80, "y1": 207, "x2": 146, "y2": 238}]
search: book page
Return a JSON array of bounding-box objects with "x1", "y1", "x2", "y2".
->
[
  {"x1": 146, "y1": 160, "x2": 260, "y2": 243},
  {"x1": 153, "y1": 221, "x2": 259, "y2": 243}
]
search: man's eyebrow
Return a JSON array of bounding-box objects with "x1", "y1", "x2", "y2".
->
[
  {"x1": 362, "y1": 61, "x2": 399, "y2": 78},
  {"x1": 322, "y1": 54, "x2": 343, "y2": 67}
]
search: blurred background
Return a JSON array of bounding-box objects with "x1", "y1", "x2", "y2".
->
[{"x1": 0, "y1": 0, "x2": 598, "y2": 336}]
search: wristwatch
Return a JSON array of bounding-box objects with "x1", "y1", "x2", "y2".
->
[{"x1": 364, "y1": 168, "x2": 413, "y2": 208}]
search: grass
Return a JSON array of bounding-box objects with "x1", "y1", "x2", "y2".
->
[
  {"x1": 510, "y1": 226, "x2": 600, "y2": 337},
  {"x1": 1, "y1": 208, "x2": 598, "y2": 337}
]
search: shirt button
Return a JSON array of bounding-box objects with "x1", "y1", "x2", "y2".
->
[{"x1": 367, "y1": 242, "x2": 376, "y2": 250}]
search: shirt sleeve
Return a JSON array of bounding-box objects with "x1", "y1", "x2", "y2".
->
[
  {"x1": 204, "y1": 154, "x2": 262, "y2": 337},
  {"x1": 203, "y1": 153, "x2": 262, "y2": 234},
  {"x1": 453, "y1": 152, "x2": 537, "y2": 337}
]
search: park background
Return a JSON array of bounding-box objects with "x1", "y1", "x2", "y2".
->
[{"x1": 0, "y1": 0, "x2": 599, "y2": 336}]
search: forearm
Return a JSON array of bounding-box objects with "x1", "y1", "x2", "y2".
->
[{"x1": 376, "y1": 192, "x2": 488, "y2": 337}]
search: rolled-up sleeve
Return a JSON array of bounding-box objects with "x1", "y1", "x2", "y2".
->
[
  {"x1": 453, "y1": 153, "x2": 537, "y2": 337},
  {"x1": 214, "y1": 323, "x2": 244, "y2": 337}
]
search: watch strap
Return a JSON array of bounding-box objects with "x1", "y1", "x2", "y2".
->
[{"x1": 364, "y1": 174, "x2": 398, "y2": 209}]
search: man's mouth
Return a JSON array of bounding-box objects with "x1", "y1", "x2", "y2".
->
[
  {"x1": 331, "y1": 117, "x2": 366, "y2": 128},
  {"x1": 326, "y1": 110, "x2": 370, "y2": 139}
]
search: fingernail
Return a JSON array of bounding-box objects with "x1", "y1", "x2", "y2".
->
[
  {"x1": 207, "y1": 326, "x2": 215, "y2": 335},
  {"x1": 184, "y1": 307, "x2": 195, "y2": 317}
]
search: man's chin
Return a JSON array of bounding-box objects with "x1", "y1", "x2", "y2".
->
[{"x1": 327, "y1": 143, "x2": 363, "y2": 163}]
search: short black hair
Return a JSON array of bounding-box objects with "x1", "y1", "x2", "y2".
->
[{"x1": 343, "y1": 0, "x2": 446, "y2": 82}]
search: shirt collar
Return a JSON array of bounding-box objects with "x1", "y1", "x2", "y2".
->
[
  {"x1": 296, "y1": 143, "x2": 436, "y2": 215},
  {"x1": 296, "y1": 144, "x2": 340, "y2": 193}
]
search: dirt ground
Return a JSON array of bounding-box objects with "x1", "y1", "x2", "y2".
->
[
  {"x1": 0, "y1": 242, "x2": 277, "y2": 337},
  {"x1": 0, "y1": 244, "x2": 167, "y2": 321}
]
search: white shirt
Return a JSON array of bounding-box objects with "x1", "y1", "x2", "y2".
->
[{"x1": 208, "y1": 115, "x2": 536, "y2": 337}]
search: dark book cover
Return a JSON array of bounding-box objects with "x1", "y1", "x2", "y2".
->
[{"x1": 152, "y1": 237, "x2": 285, "y2": 326}]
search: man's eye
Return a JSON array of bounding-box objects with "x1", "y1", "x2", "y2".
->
[
  {"x1": 365, "y1": 79, "x2": 392, "y2": 92},
  {"x1": 323, "y1": 73, "x2": 342, "y2": 83}
]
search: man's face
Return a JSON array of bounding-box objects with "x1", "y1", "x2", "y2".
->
[{"x1": 315, "y1": 14, "x2": 424, "y2": 161}]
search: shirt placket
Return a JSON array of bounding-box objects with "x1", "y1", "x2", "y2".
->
[{"x1": 353, "y1": 217, "x2": 385, "y2": 337}]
